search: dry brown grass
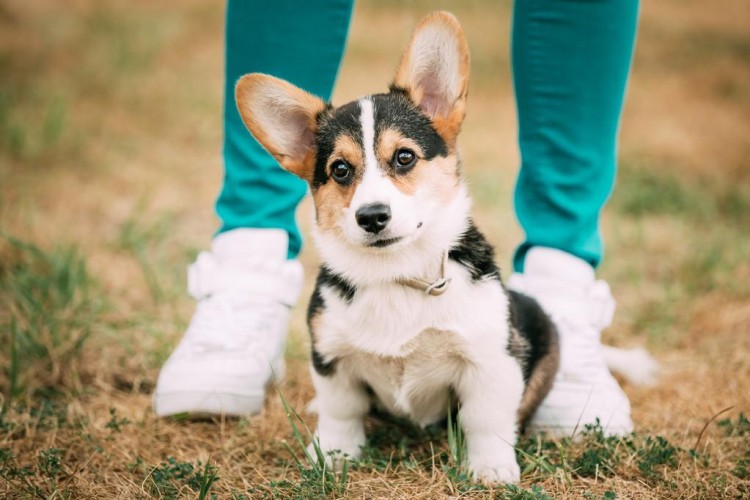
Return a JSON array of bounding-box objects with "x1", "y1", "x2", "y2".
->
[{"x1": 1, "y1": 0, "x2": 748, "y2": 498}]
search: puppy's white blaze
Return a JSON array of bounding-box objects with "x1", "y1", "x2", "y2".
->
[
  {"x1": 349, "y1": 96, "x2": 411, "y2": 233},
  {"x1": 359, "y1": 97, "x2": 377, "y2": 171},
  {"x1": 351, "y1": 97, "x2": 391, "y2": 208}
]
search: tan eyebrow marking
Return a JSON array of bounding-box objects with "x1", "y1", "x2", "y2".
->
[
  {"x1": 312, "y1": 133, "x2": 362, "y2": 232},
  {"x1": 328, "y1": 134, "x2": 364, "y2": 175},
  {"x1": 377, "y1": 127, "x2": 425, "y2": 196}
]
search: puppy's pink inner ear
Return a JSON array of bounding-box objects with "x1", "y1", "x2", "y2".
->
[
  {"x1": 236, "y1": 74, "x2": 326, "y2": 180},
  {"x1": 278, "y1": 105, "x2": 316, "y2": 160},
  {"x1": 394, "y1": 15, "x2": 469, "y2": 127},
  {"x1": 419, "y1": 78, "x2": 452, "y2": 118}
]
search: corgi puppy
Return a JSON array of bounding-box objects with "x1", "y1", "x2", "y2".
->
[{"x1": 235, "y1": 11, "x2": 559, "y2": 484}]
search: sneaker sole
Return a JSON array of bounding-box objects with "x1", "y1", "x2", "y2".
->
[
  {"x1": 526, "y1": 420, "x2": 633, "y2": 438},
  {"x1": 153, "y1": 391, "x2": 266, "y2": 417}
]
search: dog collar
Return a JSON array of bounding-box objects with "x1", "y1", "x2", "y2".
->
[{"x1": 396, "y1": 252, "x2": 451, "y2": 296}]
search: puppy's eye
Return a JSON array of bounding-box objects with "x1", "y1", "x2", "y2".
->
[
  {"x1": 393, "y1": 148, "x2": 417, "y2": 172},
  {"x1": 331, "y1": 160, "x2": 352, "y2": 184}
]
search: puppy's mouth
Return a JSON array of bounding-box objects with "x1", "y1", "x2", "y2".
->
[
  {"x1": 364, "y1": 222, "x2": 422, "y2": 248},
  {"x1": 367, "y1": 236, "x2": 403, "y2": 248}
]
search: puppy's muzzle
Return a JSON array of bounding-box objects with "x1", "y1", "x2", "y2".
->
[{"x1": 355, "y1": 203, "x2": 391, "y2": 234}]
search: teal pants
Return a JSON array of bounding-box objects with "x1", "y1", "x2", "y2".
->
[
  {"x1": 216, "y1": 0, "x2": 639, "y2": 268},
  {"x1": 217, "y1": 0, "x2": 353, "y2": 258}
]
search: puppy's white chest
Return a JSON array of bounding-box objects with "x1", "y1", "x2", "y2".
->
[
  {"x1": 315, "y1": 268, "x2": 511, "y2": 426},
  {"x1": 320, "y1": 266, "x2": 507, "y2": 357},
  {"x1": 345, "y1": 328, "x2": 467, "y2": 426}
]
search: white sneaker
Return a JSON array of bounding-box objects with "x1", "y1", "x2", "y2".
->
[
  {"x1": 508, "y1": 247, "x2": 633, "y2": 437},
  {"x1": 153, "y1": 229, "x2": 303, "y2": 417}
]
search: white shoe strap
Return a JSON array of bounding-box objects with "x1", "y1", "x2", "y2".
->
[
  {"x1": 188, "y1": 251, "x2": 300, "y2": 306},
  {"x1": 508, "y1": 274, "x2": 616, "y2": 330}
]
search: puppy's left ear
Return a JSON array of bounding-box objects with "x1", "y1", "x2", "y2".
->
[
  {"x1": 394, "y1": 11, "x2": 470, "y2": 147},
  {"x1": 235, "y1": 73, "x2": 327, "y2": 181}
]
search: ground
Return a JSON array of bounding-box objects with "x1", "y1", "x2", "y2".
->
[{"x1": 0, "y1": 0, "x2": 749, "y2": 498}]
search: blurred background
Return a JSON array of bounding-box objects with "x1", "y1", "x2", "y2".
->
[{"x1": 0, "y1": 0, "x2": 748, "y2": 497}]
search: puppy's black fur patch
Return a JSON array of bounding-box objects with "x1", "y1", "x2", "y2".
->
[
  {"x1": 372, "y1": 92, "x2": 448, "y2": 163},
  {"x1": 313, "y1": 101, "x2": 363, "y2": 189},
  {"x1": 307, "y1": 266, "x2": 357, "y2": 376},
  {"x1": 448, "y1": 222, "x2": 501, "y2": 282},
  {"x1": 508, "y1": 290, "x2": 557, "y2": 384},
  {"x1": 311, "y1": 348, "x2": 336, "y2": 377},
  {"x1": 506, "y1": 290, "x2": 559, "y2": 428}
]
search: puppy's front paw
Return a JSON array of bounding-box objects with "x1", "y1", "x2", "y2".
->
[
  {"x1": 307, "y1": 430, "x2": 363, "y2": 470},
  {"x1": 468, "y1": 450, "x2": 520, "y2": 485},
  {"x1": 304, "y1": 442, "x2": 347, "y2": 471}
]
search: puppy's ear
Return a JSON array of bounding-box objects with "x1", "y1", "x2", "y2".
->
[
  {"x1": 235, "y1": 74, "x2": 327, "y2": 181},
  {"x1": 394, "y1": 11, "x2": 470, "y2": 147}
]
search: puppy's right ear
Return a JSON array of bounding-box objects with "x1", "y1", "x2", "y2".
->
[{"x1": 235, "y1": 74, "x2": 327, "y2": 181}]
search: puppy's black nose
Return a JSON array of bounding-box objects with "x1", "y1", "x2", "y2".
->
[{"x1": 355, "y1": 203, "x2": 391, "y2": 234}]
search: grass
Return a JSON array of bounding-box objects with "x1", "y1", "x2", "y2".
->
[
  {"x1": 612, "y1": 162, "x2": 750, "y2": 227},
  {"x1": 271, "y1": 387, "x2": 350, "y2": 498},
  {"x1": 1, "y1": 0, "x2": 749, "y2": 497},
  {"x1": 0, "y1": 447, "x2": 65, "y2": 499},
  {"x1": 145, "y1": 456, "x2": 218, "y2": 499},
  {"x1": 0, "y1": 89, "x2": 68, "y2": 162},
  {"x1": 0, "y1": 234, "x2": 105, "y2": 401},
  {"x1": 116, "y1": 208, "x2": 181, "y2": 304}
]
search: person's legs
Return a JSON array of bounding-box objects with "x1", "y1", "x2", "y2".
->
[
  {"x1": 509, "y1": 0, "x2": 641, "y2": 435},
  {"x1": 218, "y1": 0, "x2": 354, "y2": 259},
  {"x1": 512, "y1": 0, "x2": 638, "y2": 271},
  {"x1": 154, "y1": 0, "x2": 354, "y2": 417}
]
